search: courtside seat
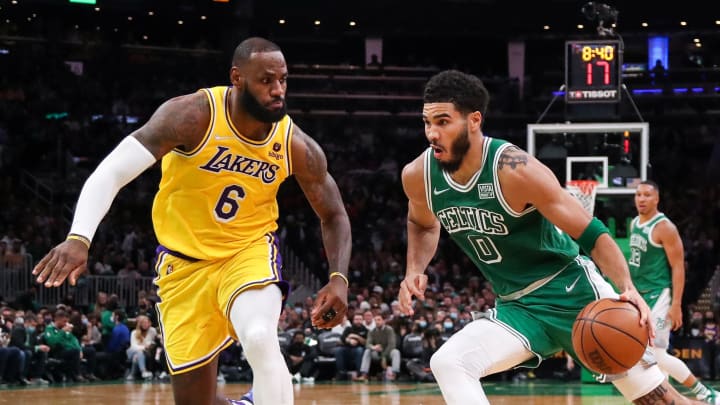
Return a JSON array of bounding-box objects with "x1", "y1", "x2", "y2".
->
[{"x1": 314, "y1": 332, "x2": 342, "y2": 380}]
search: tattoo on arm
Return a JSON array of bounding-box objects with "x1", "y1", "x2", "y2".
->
[
  {"x1": 171, "y1": 94, "x2": 209, "y2": 151},
  {"x1": 633, "y1": 384, "x2": 672, "y2": 405},
  {"x1": 137, "y1": 93, "x2": 209, "y2": 155},
  {"x1": 498, "y1": 148, "x2": 528, "y2": 170}
]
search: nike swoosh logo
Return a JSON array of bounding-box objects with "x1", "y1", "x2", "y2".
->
[
  {"x1": 649, "y1": 294, "x2": 659, "y2": 300},
  {"x1": 433, "y1": 187, "x2": 450, "y2": 195},
  {"x1": 565, "y1": 275, "x2": 582, "y2": 293}
]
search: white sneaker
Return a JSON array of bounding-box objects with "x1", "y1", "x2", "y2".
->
[
  {"x1": 301, "y1": 376, "x2": 315, "y2": 384},
  {"x1": 141, "y1": 371, "x2": 153, "y2": 380},
  {"x1": 125, "y1": 374, "x2": 134, "y2": 381},
  {"x1": 292, "y1": 372, "x2": 301, "y2": 383},
  {"x1": 698, "y1": 387, "x2": 720, "y2": 404}
]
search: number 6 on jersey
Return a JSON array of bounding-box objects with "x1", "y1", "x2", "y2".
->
[{"x1": 214, "y1": 185, "x2": 245, "y2": 222}]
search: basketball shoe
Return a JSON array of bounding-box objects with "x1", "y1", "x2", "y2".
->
[
  {"x1": 698, "y1": 387, "x2": 720, "y2": 405},
  {"x1": 228, "y1": 388, "x2": 254, "y2": 405}
]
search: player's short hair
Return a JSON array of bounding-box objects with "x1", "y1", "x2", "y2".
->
[
  {"x1": 640, "y1": 180, "x2": 659, "y2": 192},
  {"x1": 232, "y1": 37, "x2": 282, "y2": 66},
  {"x1": 423, "y1": 70, "x2": 490, "y2": 117}
]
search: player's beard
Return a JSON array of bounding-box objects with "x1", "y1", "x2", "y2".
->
[
  {"x1": 241, "y1": 88, "x2": 286, "y2": 123},
  {"x1": 437, "y1": 127, "x2": 470, "y2": 174}
]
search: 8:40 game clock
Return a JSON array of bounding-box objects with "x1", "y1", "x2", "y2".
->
[{"x1": 565, "y1": 40, "x2": 622, "y2": 104}]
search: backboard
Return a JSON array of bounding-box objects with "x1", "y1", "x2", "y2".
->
[
  {"x1": 526, "y1": 122, "x2": 649, "y2": 243},
  {"x1": 527, "y1": 122, "x2": 649, "y2": 195}
]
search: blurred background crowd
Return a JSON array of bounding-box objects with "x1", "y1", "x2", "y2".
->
[{"x1": 1, "y1": 0, "x2": 720, "y2": 387}]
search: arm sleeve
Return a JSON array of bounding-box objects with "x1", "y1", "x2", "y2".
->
[{"x1": 69, "y1": 136, "x2": 157, "y2": 241}]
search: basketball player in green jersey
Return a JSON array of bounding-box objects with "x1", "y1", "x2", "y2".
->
[
  {"x1": 398, "y1": 70, "x2": 716, "y2": 404},
  {"x1": 631, "y1": 181, "x2": 717, "y2": 401}
]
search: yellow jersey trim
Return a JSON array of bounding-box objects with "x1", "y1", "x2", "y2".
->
[
  {"x1": 223, "y1": 87, "x2": 280, "y2": 147},
  {"x1": 166, "y1": 337, "x2": 234, "y2": 375},
  {"x1": 223, "y1": 233, "x2": 283, "y2": 317},
  {"x1": 285, "y1": 119, "x2": 294, "y2": 175},
  {"x1": 172, "y1": 88, "x2": 216, "y2": 157}
]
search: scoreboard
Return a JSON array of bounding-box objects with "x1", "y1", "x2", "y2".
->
[{"x1": 565, "y1": 40, "x2": 622, "y2": 103}]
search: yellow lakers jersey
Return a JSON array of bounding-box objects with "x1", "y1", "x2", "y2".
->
[{"x1": 152, "y1": 86, "x2": 293, "y2": 260}]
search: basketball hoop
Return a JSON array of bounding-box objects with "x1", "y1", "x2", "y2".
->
[{"x1": 566, "y1": 179, "x2": 599, "y2": 215}]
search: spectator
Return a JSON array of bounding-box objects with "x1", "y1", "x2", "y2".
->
[
  {"x1": 99, "y1": 309, "x2": 130, "y2": 380},
  {"x1": 84, "y1": 313, "x2": 103, "y2": 350},
  {"x1": 106, "y1": 309, "x2": 130, "y2": 354},
  {"x1": 100, "y1": 294, "x2": 120, "y2": 346},
  {"x1": 355, "y1": 314, "x2": 401, "y2": 381},
  {"x1": 88, "y1": 291, "x2": 108, "y2": 314},
  {"x1": 43, "y1": 310, "x2": 85, "y2": 382},
  {"x1": 406, "y1": 327, "x2": 442, "y2": 382},
  {"x1": 23, "y1": 313, "x2": 50, "y2": 384},
  {"x1": 703, "y1": 312, "x2": 718, "y2": 344},
  {"x1": 285, "y1": 330, "x2": 317, "y2": 384},
  {"x1": 0, "y1": 327, "x2": 27, "y2": 385},
  {"x1": 440, "y1": 316, "x2": 457, "y2": 336},
  {"x1": 126, "y1": 315, "x2": 157, "y2": 380},
  {"x1": 334, "y1": 313, "x2": 368, "y2": 380},
  {"x1": 8, "y1": 316, "x2": 32, "y2": 385},
  {"x1": 361, "y1": 310, "x2": 376, "y2": 331}
]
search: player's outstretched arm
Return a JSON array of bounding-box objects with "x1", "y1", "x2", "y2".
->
[
  {"x1": 32, "y1": 92, "x2": 210, "y2": 288},
  {"x1": 497, "y1": 146, "x2": 651, "y2": 332},
  {"x1": 291, "y1": 125, "x2": 351, "y2": 329},
  {"x1": 398, "y1": 155, "x2": 440, "y2": 316}
]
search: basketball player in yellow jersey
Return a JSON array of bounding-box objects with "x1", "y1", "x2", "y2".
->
[{"x1": 32, "y1": 37, "x2": 351, "y2": 405}]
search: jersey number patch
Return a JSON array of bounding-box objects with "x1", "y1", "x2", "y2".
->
[
  {"x1": 214, "y1": 185, "x2": 245, "y2": 222},
  {"x1": 468, "y1": 235, "x2": 502, "y2": 264}
]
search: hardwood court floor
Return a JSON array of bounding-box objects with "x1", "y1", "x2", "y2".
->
[{"x1": 0, "y1": 380, "x2": 640, "y2": 404}]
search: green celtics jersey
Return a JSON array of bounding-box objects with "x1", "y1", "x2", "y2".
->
[
  {"x1": 628, "y1": 213, "x2": 671, "y2": 293},
  {"x1": 424, "y1": 137, "x2": 579, "y2": 299}
]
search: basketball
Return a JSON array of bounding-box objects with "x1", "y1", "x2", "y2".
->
[{"x1": 571, "y1": 298, "x2": 649, "y2": 375}]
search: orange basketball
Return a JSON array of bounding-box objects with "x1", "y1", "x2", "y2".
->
[{"x1": 571, "y1": 298, "x2": 649, "y2": 375}]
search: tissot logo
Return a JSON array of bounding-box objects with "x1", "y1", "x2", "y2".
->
[{"x1": 569, "y1": 90, "x2": 618, "y2": 100}]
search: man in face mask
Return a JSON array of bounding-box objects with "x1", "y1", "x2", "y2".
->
[
  {"x1": 442, "y1": 318, "x2": 455, "y2": 334},
  {"x1": 22, "y1": 315, "x2": 50, "y2": 384},
  {"x1": 6, "y1": 317, "x2": 31, "y2": 385}
]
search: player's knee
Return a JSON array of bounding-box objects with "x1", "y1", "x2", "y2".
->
[
  {"x1": 240, "y1": 324, "x2": 277, "y2": 354},
  {"x1": 430, "y1": 345, "x2": 460, "y2": 377},
  {"x1": 612, "y1": 363, "x2": 665, "y2": 400},
  {"x1": 650, "y1": 346, "x2": 666, "y2": 359}
]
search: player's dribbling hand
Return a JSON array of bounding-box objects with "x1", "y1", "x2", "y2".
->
[
  {"x1": 398, "y1": 273, "x2": 428, "y2": 316},
  {"x1": 619, "y1": 289, "x2": 656, "y2": 344},
  {"x1": 311, "y1": 276, "x2": 348, "y2": 329},
  {"x1": 32, "y1": 239, "x2": 89, "y2": 288}
]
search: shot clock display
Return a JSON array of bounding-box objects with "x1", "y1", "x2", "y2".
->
[{"x1": 565, "y1": 40, "x2": 622, "y2": 103}]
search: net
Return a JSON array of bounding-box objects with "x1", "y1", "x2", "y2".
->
[{"x1": 566, "y1": 179, "x2": 598, "y2": 215}]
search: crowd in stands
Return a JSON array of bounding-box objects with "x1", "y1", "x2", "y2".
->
[{"x1": 1, "y1": 35, "x2": 720, "y2": 386}]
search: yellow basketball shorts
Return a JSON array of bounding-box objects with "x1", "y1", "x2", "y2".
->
[{"x1": 153, "y1": 232, "x2": 289, "y2": 375}]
